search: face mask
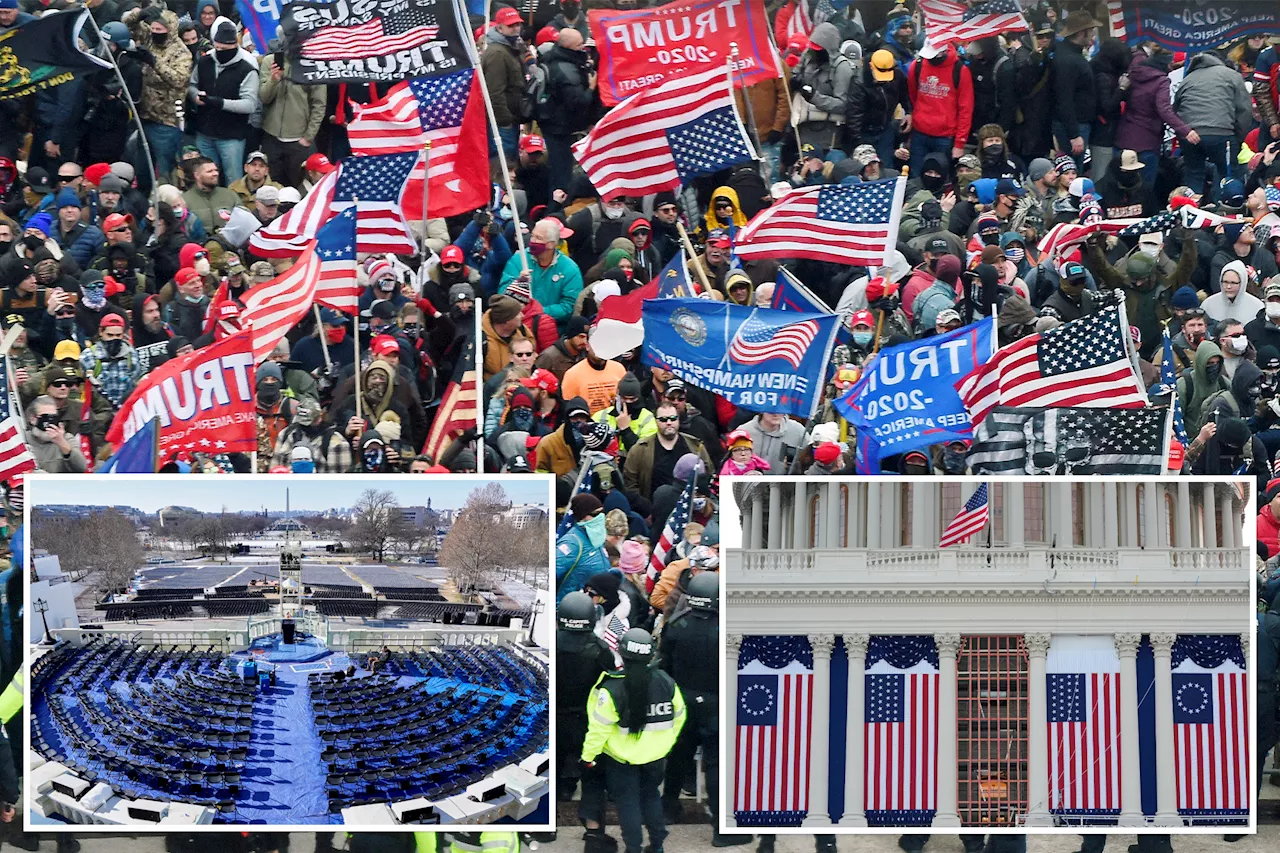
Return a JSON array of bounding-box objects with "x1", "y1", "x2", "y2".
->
[
  {"x1": 35, "y1": 260, "x2": 58, "y2": 285},
  {"x1": 602, "y1": 205, "x2": 625, "y2": 220},
  {"x1": 326, "y1": 326, "x2": 346, "y2": 344},
  {"x1": 1228, "y1": 336, "x2": 1249, "y2": 354},
  {"x1": 215, "y1": 48, "x2": 237, "y2": 63},
  {"x1": 82, "y1": 287, "x2": 106, "y2": 310},
  {"x1": 981, "y1": 145, "x2": 1004, "y2": 163},
  {"x1": 291, "y1": 458, "x2": 315, "y2": 473},
  {"x1": 103, "y1": 339, "x2": 124, "y2": 358},
  {"x1": 921, "y1": 173, "x2": 944, "y2": 193},
  {"x1": 582, "y1": 513, "x2": 607, "y2": 548},
  {"x1": 528, "y1": 241, "x2": 549, "y2": 255},
  {"x1": 981, "y1": 231, "x2": 1001, "y2": 247},
  {"x1": 852, "y1": 331, "x2": 874, "y2": 346},
  {"x1": 1267, "y1": 304, "x2": 1280, "y2": 321},
  {"x1": 928, "y1": 52, "x2": 947, "y2": 64},
  {"x1": 294, "y1": 405, "x2": 317, "y2": 427},
  {"x1": 625, "y1": 400, "x2": 642, "y2": 417},
  {"x1": 258, "y1": 383, "x2": 281, "y2": 404},
  {"x1": 401, "y1": 323, "x2": 420, "y2": 339},
  {"x1": 366, "y1": 380, "x2": 387, "y2": 402},
  {"x1": 562, "y1": 1, "x2": 579, "y2": 13},
  {"x1": 151, "y1": 32, "x2": 169, "y2": 46},
  {"x1": 1139, "y1": 243, "x2": 1160, "y2": 259},
  {"x1": 1206, "y1": 361, "x2": 1223, "y2": 380},
  {"x1": 56, "y1": 317, "x2": 75, "y2": 333},
  {"x1": 1004, "y1": 247, "x2": 1025, "y2": 264},
  {"x1": 942, "y1": 447, "x2": 966, "y2": 474},
  {"x1": 692, "y1": 497, "x2": 707, "y2": 512},
  {"x1": 363, "y1": 448, "x2": 384, "y2": 470},
  {"x1": 194, "y1": 258, "x2": 211, "y2": 276},
  {"x1": 182, "y1": 292, "x2": 204, "y2": 304},
  {"x1": 512, "y1": 408, "x2": 533, "y2": 430}
]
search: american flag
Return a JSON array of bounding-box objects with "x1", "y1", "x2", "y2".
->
[
  {"x1": 865, "y1": 637, "x2": 938, "y2": 822},
  {"x1": 600, "y1": 609, "x2": 627, "y2": 654},
  {"x1": 1047, "y1": 671, "x2": 1122, "y2": 815},
  {"x1": 939, "y1": 483, "x2": 988, "y2": 547},
  {"x1": 1172, "y1": 635, "x2": 1249, "y2": 816},
  {"x1": 298, "y1": 9, "x2": 439, "y2": 60},
  {"x1": 571, "y1": 67, "x2": 755, "y2": 201},
  {"x1": 314, "y1": 207, "x2": 361, "y2": 315},
  {"x1": 736, "y1": 657, "x2": 813, "y2": 817},
  {"x1": 249, "y1": 151, "x2": 422, "y2": 257},
  {"x1": 241, "y1": 241, "x2": 323, "y2": 363},
  {"x1": 918, "y1": 0, "x2": 1028, "y2": 47},
  {"x1": 0, "y1": 416, "x2": 35, "y2": 483},
  {"x1": 785, "y1": 0, "x2": 813, "y2": 39},
  {"x1": 556, "y1": 470, "x2": 596, "y2": 537},
  {"x1": 728, "y1": 309, "x2": 821, "y2": 368},
  {"x1": 966, "y1": 406, "x2": 1168, "y2": 475},
  {"x1": 771, "y1": 268, "x2": 832, "y2": 313},
  {"x1": 347, "y1": 70, "x2": 489, "y2": 220},
  {"x1": 421, "y1": 334, "x2": 476, "y2": 464},
  {"x1": 734, "y1": 179, "x2": 906, "y2": 266},
  {"x1": 1180, "y1": 206, "x2": 1238, "y2": 231},
  {"x1": 1106, "y1": 1, "x2": 1125, "y2": 39},
  {"x1": 1036, "y1": 220, "x2": 1139, "y2": 258},
  {"x1": 647, "y1": 476, "x2": 695, "y2": 594},
  {"x1": 1160, "y1": 326, "x2": 1189, "y2": 446},
  {"x1": 956, "y1": 307, "x2": 1148, "y2": 428},
  {"x1": 1116, "y1": 210, "x2": 1179, "y2": 239}
]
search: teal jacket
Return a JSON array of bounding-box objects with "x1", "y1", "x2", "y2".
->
[{"x1": 498, "y1": 250, "x2": 583, "y2": 321}]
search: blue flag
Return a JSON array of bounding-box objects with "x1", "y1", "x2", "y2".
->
[
  {"x1": 98, "y1": 417, "x2": 157, "y2": 473},
  {"x1": 642, "y1": 299, "x2": 840, "y2": 418},
  {"x1": 1160, "y1": 326, "x2": 1189, "y2": 447},
  {"x1": 234, "y1": 0, "x2": 280, "y2": 53},
  {"x1": 836, "y1": 318, "x2": 996, "y2": 458},
  {"x1": 656, "y1": 252, "x2": 695, "y2": 299},
  {"x1": 771, "y1": 268, "x2": 852, "y2": 348}
]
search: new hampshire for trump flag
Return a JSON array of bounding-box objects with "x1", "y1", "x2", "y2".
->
[
  {"x1": 1171, "y1": 635, "x2": 1249, "y2": 820},
  {"x1": 642, "y1": 299, "x2": 840, "y2": 418},
  {"x1": 736, "y1": 637, "x2": 814, "y2": 827},
  {"x1": 865, "y1": 636, "x2": 939, "y2": 826}
]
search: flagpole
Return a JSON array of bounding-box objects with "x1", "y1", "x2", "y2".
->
[
  {"x1": 312, "y1": 304, "x2": 333, "y2": 373},
  {"x1": 83, "y1": 11, "x2": 159, "y2": 204},
  {"x1": 727, "y1": 44, "x2": 761, "y2": 160},
  {"x1": 420, "y1": 141, "x2": 432, "y2": 270},
  {"x1": 676, "y1": 222, "x2": 713, "y2": 294},
  {"x1": 352, "y1": 194, "x2": 363, "y2": 426}
]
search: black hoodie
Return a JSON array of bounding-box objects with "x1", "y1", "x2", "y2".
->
[{"x1": 131, "y1": 292, "x2": 172, "y2": 347}]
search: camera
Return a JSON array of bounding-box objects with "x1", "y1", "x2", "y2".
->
[{"x1": 35, "y1": 413, "x2": 60, "y2": 432}]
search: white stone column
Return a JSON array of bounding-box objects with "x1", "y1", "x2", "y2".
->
[
  {"x1": 1122, "y1": 483, "x2": 1139, "y2": 547},
  {"x1": 1006, "y1": 482, "x2": 1025, "y2": 548},
  {"x1": 802, "y1": 634, "x2": 835, "y2": 826},
  {"x1": 866, "y1": 484, "x2": 882, "y2": 549},
  {"x1": 933, "y1": 633, "x2": 962, "y2": 827},
  {"x1": 1203, "y1": 484, "x2": 1218, "y2": 549},
  {"x1": 1025, "y1": 633, "x2": 1053, "y2": 826},
  {"x1": 741, "y1": 499, "x2": 754, "y2": 550},
  {"x1": 1089, "y1": 483, "x2": 1106, "y2": 547},
  {"x1": 793, "y1": 482, "x2": 809, "y2": 549},
  {"x1": 1151, "y1": 632, "x2": 1181, "y2": 826},
  {"x1": 767, "y1": 484, "x2": 783, "y2": 549},
  {"x1": 1055, "y1": 483, "x2": 1074, "y2": 546},
  {"x1": 1221, "y1": 495, "x2": 1236, "y2": 549},
  {"x1": 1102, "y1": 482, "x2": 1119, "y2": 549},
  {"x1": 825, "y1": 482, "x2": 841, "y2": 548},
  {"x1": 1176, "y1": 482, "x2": 1193, "y2": 547},
  {"x1": 1142, "y1": 482, "x2": 1159, "y2": 547},
  {"x1": 837, "y1": 634, "x2": 869, "y2": 826},
  {"x1": 727, "y1": 634, "x2": 743, "y2": 825},
  {"x1": 1114, "y1": 633, "x2": 1145, "y2": 826},
  {"x1": 749, "y1": 493, "x2": 764, "y2": 549},
  {"x1": 911, "y1": 483, "x2": 930, "y2": 548}
]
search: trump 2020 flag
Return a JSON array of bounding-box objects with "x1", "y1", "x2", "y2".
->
[
  {"x1": 1047, "y1": 635, "x2": 1122, "y2": 820},
  {"x1": 736, "y1": 637, "x2": 814, "y2": 826},
  {"x1": 642, "y1": 299, "x2": 840, "y2": 418},
  {"x1": 865, "y1": 636, "x2": 939, "y2": 826},
  {"x1": 1171, "y1": 635, "x2": 1249, "y2": 819}
]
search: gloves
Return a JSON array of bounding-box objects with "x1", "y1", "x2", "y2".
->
[
  {"x1": 204, "y1": 95, "x2": 224, "y2": 109},
  {"x1": 764, "y1": 129, "x2": 784, "y2": 145},
  {"x1": 486, "y1": 219, "x2": 502, "y2": 239},
  {"x1": 799, "y1": 84, "x2": 815, "y2": 101},
  {"x1": 134, "y1": 48, "x2": 156, "y2": 67},
  {"x1": 473, "y1": 209, "x2": 492, "y2": 229}
]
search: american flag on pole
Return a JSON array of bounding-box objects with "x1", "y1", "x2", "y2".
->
[
  {"x1": 241, "y1": 241, "x2": 323, "y2": 363},
  {"x1": 1036, "y1": 219, "x2": 1140, "y2": 258},
  {"x1": 0, "y1": 416, "x2": 35, "y2": 483},
  {"x1": 298, "y1": 8, "x2": 440, "y2": 60},
  {"x1": 784, "y1": 0, "x2": 814, "y2": 38},
  {"x1": 571, "y1": 67, "x2": 756, "y2": 201},
  {"x1": 421, "y1": 334, "x2": 477, "y2": 464},
  {"x1": 864, "y1": 636, "x2": 938, "y2": 825},
  {"x1": 736, "y1": 638, "x2": 813, "y2": 823},
  {"x1": 939, "y1": 483, "x2": 988, "y2": 547},
  {"x1": 728, "y1": 309, "x2": 822, "y2": 369},
  {"x1": 918, "y1": 0, "x2": 1028, "y2": 47},
  {"x1": 1160, "y1": 326, "x2": 1189, "y2": 447},
  {"x1": 314, "y1": 206, "x2": 361, "y2": 315},
  {"x1": 966, "y1": 406, "x2": 1168, "y2": 475},
  {"x1": 249, "y1": 151, "x2": 422, "y2": 257},
  {"x1": 346, "y1": 69, "x2": 490, "y2": 220},
  {"x1": 1172, "y1": 636, "x2": 1249, "y2": 817},
  {"x1": 1047, "y1": 637, "x2": 1122, "y2": 817},
  {"x1": 956, "y1": 306, "x2": 1148, "y2": 429},
  {"x1": 734, "y1": 178, "x2": 906, "y2": 266},
  {"x1": 648, "y1": 476, "x2": 695, "y2": 594}
]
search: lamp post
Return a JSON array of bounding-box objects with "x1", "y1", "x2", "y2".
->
[
  {"x1": 34, "y1": 597, "x2": 53, "y2": 645},
  {"x1": 526, "y1": 598, "x2": 543, "y2": 646}
]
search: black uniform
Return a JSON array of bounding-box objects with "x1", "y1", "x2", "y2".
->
[
  {"x1": 658, "y1": 607, "x2": 719, "y2": 820},
  {"x1": 556, "y1": 628, "x2": 614, "y2": 798}
]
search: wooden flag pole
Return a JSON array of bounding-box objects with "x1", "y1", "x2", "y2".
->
[
  {"x1": 351, "y1": 196, "x2": 363, "y2": 425},
  {"x1": 312, "y1": 304, "x2": 332, "y2": 373},
  {"x1": 676, "y1": 222, "x2": 714, "y2": 295}
]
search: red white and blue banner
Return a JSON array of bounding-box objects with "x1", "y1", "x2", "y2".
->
[
  {"x1": 1047, "y1": 635, "x2": 1122, "y2": 821},
  {"x1": 1171, "y1": 635, "x2": 1249, "y2": 820},
  {"x1": 865, "y1": 636, "x2": 939, "y2": 826},
  {"x1": 736, "y1": 636, "x2": 814, "y2": 827},
  {"x1": 1106, "y1": 1, "x2": 1277, "y2": 53}
]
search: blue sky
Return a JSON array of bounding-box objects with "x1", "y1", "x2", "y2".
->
[{"x1": 29, "y1": 477, "x2": 551, "y2": 514}]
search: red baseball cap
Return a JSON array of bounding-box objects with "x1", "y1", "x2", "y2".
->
[
  {"x1": 849, "y1": 309, "x2": 875, "y2": 328},
  {"x1": 98, "y1": 313, "x2": 125, "y2": 329},
  {"x1": 174, "y1": 267, "x2": 201, "y2": 288},
  {"x1": 371, "y1": 334, "x2": 400, "y2": 357},
  {"x1": 304, "y1": 153, "x2": 335, "y2": 175},
  {"x1": 217, "y1": 302, "x2": 241, "y2": 320},
  {"x1": 520, "y1": 134, "x2": 546, "y2": 154},
  {"x1": 535, "y1": 25, "x2": 558, "y2": 46},
  {"x1": 520, "y1": 368, "x2": 558, "y2": 394},
  {"x1": 103, "y1": 212, "x2": 133, "y2": 232},
  {"x1": 440, "y1": 245, "x2": 465, "y2": 266},
  {"x1": 494, "y1": 7, "x2": 522, "y2": 26}
]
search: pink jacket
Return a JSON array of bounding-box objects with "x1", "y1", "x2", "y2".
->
[{"x1": 720, "y1": 455, "x2": 771, "y2": 476}]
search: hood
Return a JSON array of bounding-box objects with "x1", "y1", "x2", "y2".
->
[
  {"x1": 1231, "y1": 358, "x2": 1263, "y2": 404},
  {"x1": 1192, "y1": 339, "x2": 1226, "y2": 383},
  {"x1": 196, "y1": 0, "x2": 219, "y2": 18},
  {"x1": 999, "y1": 294, "x2": 1037, "y2": 327},
  {"x1": 561, "y1": 395, "x2": 590, "y2": 418},
  {"x1": 1220, "y1": 260, "x2": 1250, "y2": 300},
  {"x1": 1127, "y1": 59, "x2": 1171, "y2": 85},
  {"x1": 1186, "y1": 52, "x2": 1226, "y2": 74},
  {"x1": 882, "y1": 16, "x2": 911, "y2": 51},
  {"x1": 130, "y1": 292, "x2": 170, "y2": 346},
  {"x1": 808, "y1": 22, "x2": 841, "y2": 54},
  {"x1": 704, "y1": 186, "x2": 748, "y2": 233},
  {"x1": 220, "y1": 207, "x2": 262, "y2": 249},
  {"x1": 1093, "y1": 39, "x2": 1130, "y2": 75},
  {"x1": 106, "y1": 241, "x2": 139, "y2": 269},
  {"x1": 210, "y1": 18, "x2": 253, "y2": 66},
  {"x1": 921, "y1": 152, "x2": 951, "y2": 180},
  {"x1": 147, "y1": 10, "x2": 182, "y2": 45},
  {"x1": 356, "y1": 430, "x2": 387, "y2": 457}
]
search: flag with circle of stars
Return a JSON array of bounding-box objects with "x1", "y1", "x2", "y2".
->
[
  {"x1": 1173, "y1": 674, "x2": 1215, "y2": 724},
  {"x1": 314, "y1": 206, "x2": 360, "y2": 314},
  {"x1": 666, "y1": 106, "x2": 755, "y2": 185},
  {"x1": 331, "y1": 151, "x2": 421, "y2": 255},
  {"x1": 737, "y1": 675, "x2": 779, "y2": 726}
]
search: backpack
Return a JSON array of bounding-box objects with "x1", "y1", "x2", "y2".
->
[
  {"x1": 522, "y1": 59, "x2": 549, "y2": 124},
  {"x1": 912, "y1": 56, "x2": 963, "y2": 93}
]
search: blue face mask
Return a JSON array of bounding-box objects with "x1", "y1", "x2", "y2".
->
[
  {"x1": 581, "y1": 512, "x2": 607, "y2": 547},
  {"x1": 291, "y1": 459, "x2": 316, "y2": 473},
  {"x1": 512, "y1": 408, "x2": 533, "y2": 430},
  {"x1": 363, "y1": 448, "x2": 384, "y2": 470},
  {"x1": 852, "y1": 331, "x2": 874, "y2": 346}
]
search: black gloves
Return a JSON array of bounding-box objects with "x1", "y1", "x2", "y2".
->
[
  {"x1": 764, "y1": 129, "x2": 784, "y2": 145},
  {"x1": 204, "y1": 95, "x2": 224, "y2": 110}
]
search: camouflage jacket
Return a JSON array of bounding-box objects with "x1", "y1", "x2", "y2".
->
[{"x1": 124, "y1": 8, "x2": 192, "y2": 128}]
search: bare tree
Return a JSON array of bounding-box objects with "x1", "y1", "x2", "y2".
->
[
  {"x1": 32, "y1": 509, "x2": 145, "y2": 595},
  {"x1": 440, "y1": 484, "x2": 529, "y2": 596},
  {"x1": 194, "y1": 516, "x2": 234, "y2": 561},
  {"x1": 349, "y1": 489, "x2": 415, "y2": 561}
]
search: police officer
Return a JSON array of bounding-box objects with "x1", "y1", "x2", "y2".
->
[
  {"x1": 583, "y1": 628, "x2": 686, "y2": 853},
  {"x1": 556, "y1": 591, "x2": 617, "y2": 851},
  {"x1": 446, "y1": 831, "x2": 520, "y2": 853},
  {"x1": 658, "y1": 572, "x2": 745, "y2": 847}
]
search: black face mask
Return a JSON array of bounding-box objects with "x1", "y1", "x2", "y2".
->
[
  {"x1": 215, "y1": 48, "x2": 237, "y2": 64},
  {"x1": 151, "y1": 32, "x2": 169, "y2": 47},
  {"x1": 921, "y1": 173, "x2": 944, "y2": 193},
  {"x1": 928, "y1": 52, "x2": 947, "y2": 65},
  {"x1": 103, "y1": 339, "x2": 124, "y2": 358},
  {"x1": 0, "y1": 241, "x2": 10, "y2": 256},
  {"x1": 56, "y1": 318, "x2": 75, "y2": 333},
  {"x1": 561, "y1": 1, "x2": 579, "y2": 14},
  {"x1": 258, "y1": 384, "x2": 281, "y2": 404},
  {"x1": 942, "y1": 447, "x2": 966, "y2": 474},
  {"x1": 625, "y1": 401, "x2": 643, "y2": 417},
  {"x1": 401, "y1": 323, "x2": 421, "y2": 339},
  {"x1": 981, "y1": 145, "x2": 1005, "y2": 164},
  {"x1": 1205, "y1": 361, "x2": 1223, "y2": 381}
]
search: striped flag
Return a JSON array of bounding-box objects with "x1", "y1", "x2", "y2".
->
[
  {"x1": 1037, "y1": 220, "x2": 1140, "y2": 258},
  {"x1": 1047, "y1": 637, "x2": 1122, "y2": 816},
  {"x1": 298, "y1": 7, "x2": 440, "y2": 60},
  {"x1": 785, "y1": 0, "x2": 813, "y2": 38},
  {"x1": 241, "y1": 242, "x2": 323, "y2": 363},
  {"x1": 648, "y1": 476, "x2": 695, "y2": 594},
  {"x1": 918, "y1": 0, "x2": 1028, "y2": 47},
  {"x1": 1172, "y1": 636, "x2": 1249, "y2": 816},
  {"x1": 0, "y1": 416, "x2": 36, "y2": 483},
  {"x1": 556, "y1": 470, "x2": 595, "y2": 538},
  {"x1": 1160, "y1": 326, "x2": 1189, "y2": 447},
  {"x1": 956, "y1": 306, "x2": 1148, "y2": 429},
  {"x1": 421, "y1": 335, "x2": 476, "y2": 465},
  {"x1": 736, "y1": 648, "x2": 813, "y2": 820},
  {"x1": 1106, "y1": 1, "x2": 1125, "y2": 38},
  {"x1": 571, "y1": 67, "x2": 756, "y2": 201},
  {"x1": 967, "y1": 406, "x2": 1168, "y2": 475},
  {"x1": 865, "y1": 636, "x2": 938, "y2": 824},
  {"x1": 346, "y1": 69, "x2": 490, "y2": 220},
  {"x1": 1180, "y1": 206, "x2": 1239, "y2": 231},
  {"x1": 735, "y1": 179, "x2": 906, "y2": 266},
  {"x1": 728, "y1": 309, "x2": 821, "y2": 369},
  {"x1": 248, "y1": 151, "x2": 422, "y2": 257},
  {"x1": 1116, "y1": 210, "x2": 1179, "y2": 239},
  {"x1": 939, "y1": 483, "x2": 988, "y2": 547},
  {"x1": 313, "y1": 207, "x2": 361, "y2": 315}
]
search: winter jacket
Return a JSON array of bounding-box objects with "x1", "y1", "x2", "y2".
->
[
  {"x1": 1090, "y1": 41, "x2": 1129, "y2": 149},
  {"x1": 182, "y1": 184, "x2": 241, "y2": 235},
  {"x1": 124, "y1": 8, "x2": 192, "y2": 128},
  {"x1": 1051, "y1": 39, "x2": 1096, "y2": 133},
  {"x1": 481, "y1": 311, "x2": 533, "y2": 381},
  {"x1": 741, "y1": 415, "x2": 806, "y2": 473},
  {"x1": 1178, "y1": 340, "x2": 1231, "y2": 437},
  {"x1": 481, "y1": 30, "x2": 525, "y2": 127},
  {"x1": 792, "y1": 24, "x2": 855, "y2": 127},
  {"x1": 258, "y1": 54, "x2": 325, "y2": 143},
  {"x1": 623, "y1": 433, "x2": 713, "y2": 500},
  {"x1": 911, "y1": 278, "x2": 958, "y2": 335},
  {"x1": 535, "y1": 424, "x2": 578, "y2": 476},
  {"x1": 497, "y1": 249, "x2": 583, "y2": 321},
  {"x1": 845, "y1": 64, "x2": 910, "y2": 147},
  {"x1": 55, "y1": 222, "x2": 104, "y2": 269},
  {"x1": 28, "y1": 431, "x2": 88, "y2": 474},
  {"x1": 966, "y1": 46, "x2": 1003, "y2": 133},
  {"x1": 735, "y1": 74, "x2": 791, "y2": 143},
  {"x1": 1174, "y1": 53, "x2": 1254, "y2": 139},
  {"x1": 1000, "y1": 44, "x2": 1054, "y2": 161},
  {"x1": 1260, "y1": 505, "x2": 1280, "y2": 559},
  {"x1": 538, "y1": 45, "x2": 595, "y2": 136},
  {"x1": 1203, "y1": 261, "x2": 1266, "y2": 327},
  {"x1": 906, "y1": 51, "x2": 974, "y2": 145},
  {"x1": 1254, "y1": 46, "x2": 1280, "y2": 131},
  {"x1": 1210, "y1": 245, "x2": 1279, "y2": 292},
  {"x1": 188, "y1": 22, "x2": 260, "y2": 141},
  {"x1": 1092, "y1": 160, "x2": 1158, "y2": 219},
  {"x1": 1115, "y1": 57, "x2": 1193, "y2": 153},
  {"x1": 555, "y1": 524, "x2": 611, "y2": 603}
]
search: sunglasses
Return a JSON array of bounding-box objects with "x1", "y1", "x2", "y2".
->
[
  {"x1": 59, "y1": 174, "x2": 81, "y2": 181},
  {"x1": 54, "y1": 309, "x2": 75, "y2": 318},
  {"x1": 656, "y1": 205, "x2": 677, "y2": 213},
  {"x1": 656, "y1": 415, "x2": 679, "y2": 423},
  {"x1": 110, "y1": 226, "x2": 130, "y2": 233},
  {"x1": 512, "y1": 350, "x2": 535, "y2": 358},
  {"x1": 665, "y1": 392, "x2": 686, "y2": 401},
  {"x1": 49, "y1": 379, "x2": 81, "y2": 388},
  {"x1": 714, "y1": 202, "x2": 734, "y2": 209},
  {"x1": 442, "y1": 263, "x2": 463, "y2": 271},
  {"x1": 632, "y1": 229, "x2": 650, "y2": 236},
  {"x1": 193, "y1": 251, "x2": 208, "y2": 260}
]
